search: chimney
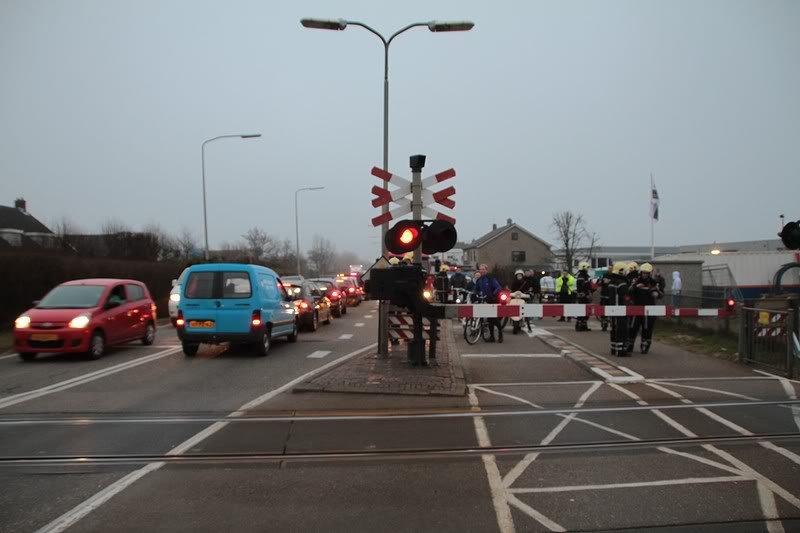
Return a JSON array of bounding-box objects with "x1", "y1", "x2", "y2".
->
[
  {"x1": 14, "y1": 198, "x2": 26, "y2": 213},
  {"x1": 492, "y1": 223, "x2": 497, "y2": 230},
  {"x1": 507, "y1": 218, "x2": 512, "y2": 226}
]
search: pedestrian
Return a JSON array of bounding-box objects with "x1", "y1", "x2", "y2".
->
[
  {"x1": 475, "y1": 263, "x2": 503, "y2": 343},
  {"x1": 540, "y1": 271, "x2": 556, "y2": 303},
  {"x1": 575, "y1": 262, "x2": 593, "y2": 331},
  {"x1": 510, "y1": 269, "x2": 533, "y2": 334},
  {"x1": 608, "y1": 262, "x2": 630, "y2": 356},
  {"x1": 555, "y1": 269, "x2": 576, "y2": 322},
  {"x1": 671, "y1": 271, "x2": 682, "y2": 308},
  {"x1": 598, "y1": 267, "x2": 611, "y2": 332},
  {"x1": 434, "y1": 264, "x2": 451, "y2": 303},
  {"x1": 627, "y1": 263, "x2": 663, "y2": 354},
  {"x1": 450, "y1": 268, "x2": 467, "y2": 301}
]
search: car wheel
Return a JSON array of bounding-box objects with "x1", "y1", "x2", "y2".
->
[
  {"x1": 182, "y1": 342, "x2": 199, "y2": 357},
  {"x1": 256, "y1": 327, "x2": 271, "y2": 356},
  {"x1": 287, "y1": 321, "x2": 299, "y2": 343},
  {"x1": 18, "y1": 352, "x2": 37, "y2": 362},
  {"x1": 142, "y1": 322, "x2": 156, "y2": 345},
  {"x1": 88, "y1": 331, "x2": 105, "y2": 360}
]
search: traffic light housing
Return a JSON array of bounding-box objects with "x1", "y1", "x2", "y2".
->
[
  {"x1": 385, "y1": 219, "x2": 458, "y2": 255},
  {"x1": 368, "y1": 264, "x2": 425, "y2": 309},
  {"x1": 779, "y1": 220, "x2": 800, "y2": 250}
]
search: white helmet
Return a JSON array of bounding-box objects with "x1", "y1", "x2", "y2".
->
[
  {"x1": 515, "y1": 269, "x2": 524, "y2": 277},
  {"x1": 578, "y1": 261, "x2": 590, "y2": 270}
]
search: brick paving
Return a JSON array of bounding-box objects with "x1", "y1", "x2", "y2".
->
[{"x1": 294, "y1": 320, "x2": 466, "y2": 396}]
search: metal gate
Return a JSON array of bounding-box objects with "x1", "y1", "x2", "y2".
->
[{"x1": 738, "y1": 307, "x2": 799, "y2": 376}]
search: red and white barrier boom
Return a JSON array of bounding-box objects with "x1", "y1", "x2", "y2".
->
[{"x1": 435, "y1": 303, "x2": 734, "y2": 319}]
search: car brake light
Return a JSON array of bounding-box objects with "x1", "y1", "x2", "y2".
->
[
  {"x1": 332, "y1": 290, "x2": 340, "y2": 298},
  {"x1": 251, "y1": 310, "x2": 262, "y2": 327},
  {"x1": 176, "y1": 311, "x2": 185, "y2": 327},
  {"x1": 348, "y1": 287, "x2": 355, "y2": 293},
  {"x1": 300, "y1": 301, "x2": 309, "y2": 309}
]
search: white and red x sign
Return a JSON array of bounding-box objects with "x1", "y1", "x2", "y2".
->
[{"x1": 370, "y1": 166, "x2": 457, "y2": 227}]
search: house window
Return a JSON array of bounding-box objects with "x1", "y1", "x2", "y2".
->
[
  {"x1": 511, "y1": 232, "x2": 519, "y2": 241},
  {"x1": 511, "y1": 251, "x2": 526, "y2": 263}
]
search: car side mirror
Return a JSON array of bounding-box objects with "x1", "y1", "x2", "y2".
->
[{"x1": 171, "y1": 279, "x2": 178, "y2": 287}]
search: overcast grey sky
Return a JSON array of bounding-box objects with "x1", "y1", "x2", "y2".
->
[{"x1": 1, "y1": 0, "x2": 798, "y2": 261}]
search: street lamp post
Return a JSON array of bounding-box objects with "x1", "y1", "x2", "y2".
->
[
  {"x1": 301, "y1": 17, "x2": 474, "y2": 355},
  {"x1": 201, "y1": 134, "x2": 261, "y2": 260},
  {"x1": 295, "y1": 187, "x2": 325, "y2": 275}
]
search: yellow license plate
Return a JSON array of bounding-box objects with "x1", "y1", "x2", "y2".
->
[
  {"x1": 189, "y1": 320, "x2": 215, "y2": 329},
  {"x1": 31, "y1": 333, "x2": 58, "y2": 341}
]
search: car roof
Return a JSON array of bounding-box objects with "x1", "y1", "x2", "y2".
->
[
  {"x1": 186, "y1": 263, "x2": 278, "y2": 276},
  {"x1": 62, "y1": 279, "x2": 142, "y2": 286}
]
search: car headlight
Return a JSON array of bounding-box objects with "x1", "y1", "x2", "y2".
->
[
  {"x1": 170, "y1": 293, "x2": 180, "y2": 303},
  {"x1": 14, "y1": 315, "x2": 31, "y2": 329},
  {"x1": 68, "y1": 314, "x2": 91, "y2": 329}
]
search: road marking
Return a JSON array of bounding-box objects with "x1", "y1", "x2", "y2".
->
[
  {"x1": 363, "y1": 315, "x2": 373, "y2": 318},
  {"x1": 462, "y1": 353, "x2": 561, "y2": 359},
  {"x1": 354, "y1": 322, "x2": 365, "y2": 327},
  {"x1": 754, "y1": 369, "x2": 800, "y2": 385},
  {"x1": 777, "y1": 377, "x2": 800, "y2": 432},
  {"x1": 653, "y1": 381, "x2": 759, "y2": 401},
  {"x1": 307, "y1": 350, "x2": 331, "y2": 359},
  {"x1": 34, "y1": 342, "x2": 378, "y2": 533},
  {"x1": 505, "y1": 493, "x2": 566, "y2": 532},
  {"x1": 0, "y1": 352, "x2": 19, "y2": 361},
  {"x1": 467, "y1": 388, "x2": 518, "y2": 533},
  {"x1": 472, "y1": 380, "x2": 601, "y2": 387},
  {"x1": 0, "y1": 347, "x2": 182, "y2": 410},
  {"x1": 338, "y1": 334, "x2": 353, "y2": 340},
  {"x1": 757, "y1": 483, "x2": 784, "y2": 533},
  {"x1": 508, "y1": 476, "x2": 748, "y2": 494}
]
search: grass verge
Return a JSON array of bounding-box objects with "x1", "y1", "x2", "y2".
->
[{"x1": 654, "y1": 320, "x2": 739, "y2": 361}]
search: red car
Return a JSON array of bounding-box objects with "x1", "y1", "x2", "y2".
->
[{"x1": 13, "y1": 279, "x2": 157, "y2": 361}]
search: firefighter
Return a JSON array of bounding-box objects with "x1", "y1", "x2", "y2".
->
[
  {"x1": 575, "y1": 262, "x2": 593, "y2": 331},
  {"x1": 608, "y1": 262, "x2": 630, "y2": 356},
  {"x1": 627, "y1": 262, "x2": 663, "y2": 354},
  {"x1": 555, "y1": 269, "x2": 576, "y2": 322},
  {"x1": 597, "y1": 267, "x2": 611, "y2": 332},
  {"x1": 434, "y1": 264, "x2": 451, "y2": 303}
]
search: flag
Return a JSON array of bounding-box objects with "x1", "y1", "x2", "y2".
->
[{"x1": 650, "y1": 177, "x2": 660, "y2": 221}]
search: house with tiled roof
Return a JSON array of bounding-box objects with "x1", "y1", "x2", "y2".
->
[
  {"x1": 462, "y1": 218, "x2": 553, "y2": 270},
  {"x1": 0, "y1": 198, "x2": 57, "y2": 249}
]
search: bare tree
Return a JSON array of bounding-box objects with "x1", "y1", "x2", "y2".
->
[
  {"x1": 242, "y1": 227, "x2": 274, "y2": 259},
  {"x1": 101, "y1": 218, "x2": 131, "y2": 236},
  {"x1": 176, "y1": 227, "x2": 198, "y2": 259},
  {"x1": 308, "y1": 235, "x2": 336, "y2": 276},
  {"x1": 332, "y1": 250, "x2": 362, "y2": 274},
  {"x1": 51, "y1": 217, "x2": 82, "y2": 250},
  {"x1": 551, "y1": 211, "x2": 588, "y2": 270},
  {"x1": 582, "y1": 231, "x2": 601, "y2": 266}
]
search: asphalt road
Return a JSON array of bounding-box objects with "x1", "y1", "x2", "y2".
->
[{"x1": 1, "y1": 307, "x2": 799, "y2": 532}]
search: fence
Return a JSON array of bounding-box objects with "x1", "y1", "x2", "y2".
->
[{"x1": 738, "y1": 306, "x2": 799, "y2": 377}]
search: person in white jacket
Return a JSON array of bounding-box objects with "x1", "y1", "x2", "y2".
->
[
  {"x1": 539, "y1": 271, "x2": 556, "y2": 302},
  {"x1": 671, "y1": 271, "x2": 682, "y2": 307}
]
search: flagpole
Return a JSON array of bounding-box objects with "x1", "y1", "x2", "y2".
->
[{"x1": 650, "y1": 173, "x2": 655, "y2": 259}]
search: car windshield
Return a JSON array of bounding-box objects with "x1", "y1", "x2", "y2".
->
[{"x1": 36, "y1": 285, "x2": 105, "y2": 309}]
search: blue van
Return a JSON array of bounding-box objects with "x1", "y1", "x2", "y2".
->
[{"x1": 176, "y1": 263, "x2": 298, "y2": 357}]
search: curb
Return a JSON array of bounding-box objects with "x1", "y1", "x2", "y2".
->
[{"x1": 539, "y1": 333, "x2": 644, "y2": 384}]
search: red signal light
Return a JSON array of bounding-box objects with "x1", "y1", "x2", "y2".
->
[
  {"x1": 726, "y1": 298, "x2": 735, "y2": 309},
  {"x1": 400, "y1": 227, "x2": 418, "y2": 244},
  {"x1": 498, "y1": 290, "x2": 510, "y2": 304}
]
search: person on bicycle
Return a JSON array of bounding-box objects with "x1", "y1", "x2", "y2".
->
[
  {"x1": 475, "y1": 263, "x2": 503, "y2": 343},
  {"x1": 511, "y1": 269, "x2": 533, "y2": 333},
  {"x1": 434, "y1": 264, "x2": 451, "y2": 303}
]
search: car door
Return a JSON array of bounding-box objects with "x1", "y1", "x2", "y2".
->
[
  {"x1": 125, "y1": 283, "x2": 148, "y2": 340},
  {"x1": 182, "y1": 270, "x2": 219, "y2": 334},
  {"x1": 216, "y1": 271, "x2": 254, "y2": 334},
  {"x1": 102, "y1": 284, "x2": 130, "y2": 344},
  {"x1": 308, "y1": 282, "x2": 329, "y2": 322}
]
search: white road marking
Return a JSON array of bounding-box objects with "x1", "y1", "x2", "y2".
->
[
  {"x1": 34, "y1": 342, "x2": 378, "y2": 533},
  {"x1": 363, "y1": 315, "x2": 373, "y2": 318},
  {"x1": 307, "y1": 350, "x2": 331, "y2": 359},
  {"x1": 505, "y1": 493, "x2": 566, "y2": 532},
  {"x1": 0, "y1": 352, "x2": 19, "y2": 360},
  {"x1": 467, "y1": 388, "x2": 519, "y2": 533},
  {"x1": 354, "y1": 322, "x2": 365, "y2": 327},
  {"x1": 754, "y1": 369, "x2": 800, "y2": 385},
  {"x1": 472, "y1": 386, "x2": 542, "y2": 409},
  {"x1": 472, "y1": 380, "x2": 601, "y2": 387},
  {"x1": 757, "y1": 483, "x2": 785, "y2": 533},
  {"x1": 462, "y1": 353, "x2": 561, "y2": 359},
  {"x1": 508, "y1": 476, "x2": 748, "y2": 494},
  {"x1": 0, "y1": 347, "x2": 182, "y2": 410},
  {"x1": 338, "y1": 334, "x2": 353, "y2": 340},
  {"x1": 777, "y1": 378, "x2": 800, "y2": 432},
  {"x1": 652, "y1": 381, "x2": 759, "y2": 401}
]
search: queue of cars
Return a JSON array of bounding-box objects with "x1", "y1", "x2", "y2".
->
[{"x1": 12, "y1": 266, "x2": 365, "y2": 360}]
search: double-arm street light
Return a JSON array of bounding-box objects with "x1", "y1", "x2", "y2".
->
[
  {"x1": 295, "y1": 186, "x2": 325, "y2": 275},
  {"x1": 201, "y1": 134, "x2": 261, "y2": 260},
  {"x1": 301, "y1": 17, "x2": 473, "y2": 355}
]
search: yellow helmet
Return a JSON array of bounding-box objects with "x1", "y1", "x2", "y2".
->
[
  {"x1": 628, "y1": 261, "x2": 639, "y2": 271},
  {"x1": 440, "y1": 264, "x2": 449, "y2": 272},
  {"x1": 402, "y1": 252, "x2": 413, "y2": 262},
  {"x1": 579, "y1": 261, "x2": 590, "y2": 270},
  {"x1": 640, "y1": 263, "x2": 653, "y2": 273},
  {"x1": 388, "y1": 257, "x2": 400, "y2": 265},
  {"x1": 612, "y1": 262, "x2": 627, "y2": 274}
]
